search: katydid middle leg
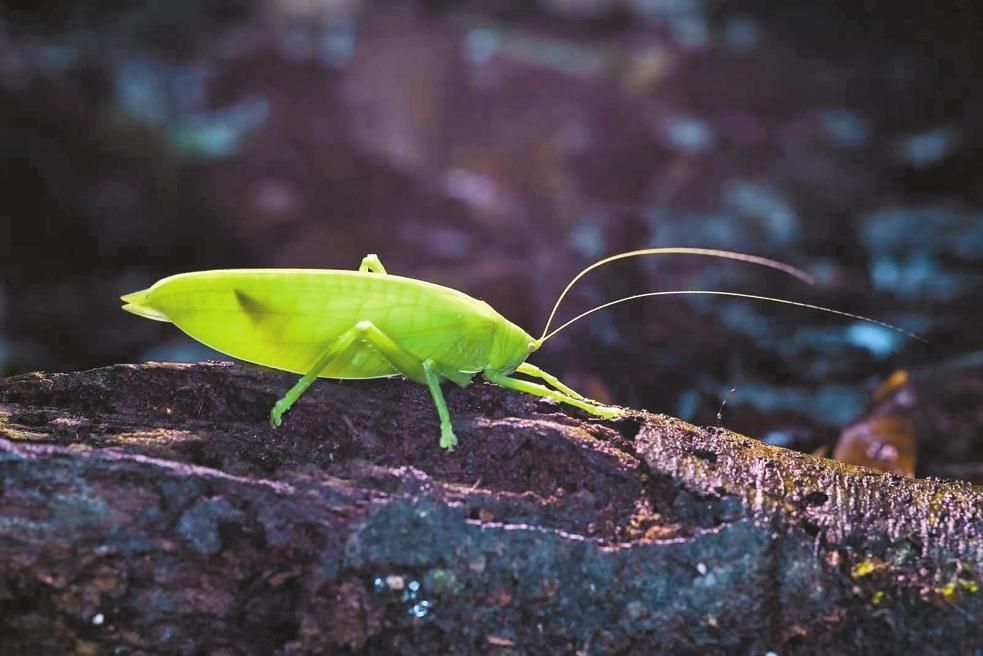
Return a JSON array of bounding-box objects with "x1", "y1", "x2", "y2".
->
[
  {"x1": 348, "y1": 321, "x2": 468, "y2": 449},
  {"x1": 348, "y1": 321, "x2": 464, "y2": 450},
  {"x1": 421, "y1": 360, "x2": 457, "y2": 450}
]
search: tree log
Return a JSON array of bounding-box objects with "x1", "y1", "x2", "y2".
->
[{"x1": 0, "y1": 362, "x2": 980, "y2": 654}]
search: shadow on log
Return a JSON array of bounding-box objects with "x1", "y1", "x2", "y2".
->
[{"x1": 0, "y1": 362, "x2": 980, "y2": 654}]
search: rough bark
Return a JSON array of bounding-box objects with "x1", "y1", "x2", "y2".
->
[{"x1": 0, "y1": 362, "x2": 980, "y2": 655}]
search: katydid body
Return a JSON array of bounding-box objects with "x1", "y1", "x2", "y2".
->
[
  {"x1": 121, "y1": 254, "x2": 593, "y2": 449},
  {"x1": 122, "y1": 250, "x2": 917, "y2": 450}
]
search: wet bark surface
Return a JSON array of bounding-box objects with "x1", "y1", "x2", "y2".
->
[{"x1": 1, "y1": 362, "x2": 980, "y2": 654}]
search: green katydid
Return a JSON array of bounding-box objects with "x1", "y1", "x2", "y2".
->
[{"x1": 120, "y1": 249, "x2": 919, "y2": 450}]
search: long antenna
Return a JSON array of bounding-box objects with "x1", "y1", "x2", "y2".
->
[
  {"x1": 540, "y1": 248, "x2": 815, "y2": 340},
  {"x1": 540, "y1": 290, "x2": 925, "y2": 344}
]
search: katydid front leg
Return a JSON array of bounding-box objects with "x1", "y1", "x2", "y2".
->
[
  {"x1": 516, "y1": 362, "x2": 588, "y2": 401},
  {"x1": 484, "y1": 368, "x2": 622, "y2": 419}
]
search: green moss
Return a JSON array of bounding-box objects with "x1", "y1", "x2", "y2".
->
[
  {"x1": 851, "y1": 559, "x2": 882, "y2": 579},
  {"x1": 936, "y1": 578, "x2": 981, "y2": 602},
  {"x1": 937, "y1": 581, "x2": 959, "y2": 602},
  {"x1": 424, "y1": 568, "x2": 462, "y2": 595}
]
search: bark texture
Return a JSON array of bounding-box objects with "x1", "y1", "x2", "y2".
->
[{"x1": 0, "y1": 362, "x2": 980, "y2": 654}]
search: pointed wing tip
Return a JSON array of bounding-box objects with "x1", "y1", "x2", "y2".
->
[{"x1": 120, "y1": 289, "x2": 170, "y2": 322}]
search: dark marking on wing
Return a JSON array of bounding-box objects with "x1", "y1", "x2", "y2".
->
[{"x1": 234, "y1": 289, "x2": 273, "y2": 322}]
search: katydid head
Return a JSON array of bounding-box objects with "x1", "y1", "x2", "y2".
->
[{"x1": 487, "y1": 319, "x2": 541, "y2": 372}]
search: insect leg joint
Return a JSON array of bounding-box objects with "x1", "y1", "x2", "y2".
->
[{"x1": 358, "y1": 254, "x2": 388, "y2": 274}]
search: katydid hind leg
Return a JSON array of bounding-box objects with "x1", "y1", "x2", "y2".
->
[
  {"x1": 484, "y1": 369, "x2": 621, "y2": 420},
  {"x1": 268, "y1": 320, "x2": 406, "y2": 427},
  {"x1": 358, "y1": 253, "x2": 388, "y2": 274},
  {"x1": 270, "y1": 326, "x2": 362, "y2": 427}
]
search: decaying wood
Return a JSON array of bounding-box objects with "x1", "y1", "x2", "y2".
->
[{"x1": 0, "y1": 362, "x2": 980, "y2": 654}]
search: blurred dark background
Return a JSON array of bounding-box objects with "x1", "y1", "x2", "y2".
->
[{"x1": 2, "y1": 0, "x2": 981, "y2": 476}]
